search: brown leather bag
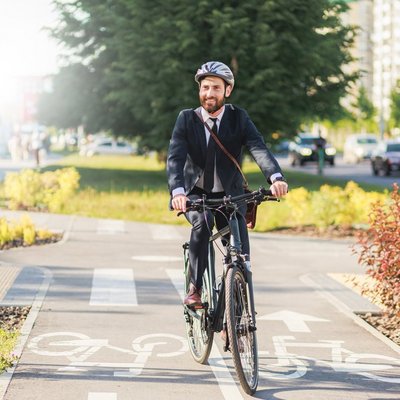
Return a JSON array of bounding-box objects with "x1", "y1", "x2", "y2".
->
[
  {"x1": 195, "y1": 111, "x2": 258, "y2": 229},
  {"x1": 244, "y1": 188, "x2": 258, "y2": 229}
]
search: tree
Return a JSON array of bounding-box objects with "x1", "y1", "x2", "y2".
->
[
  {"x1": 355, "y1": 86, "x2": 375, "y2": 121},
  {"x1": 390, "y1": 80, "x2": 400, "y2": 128},
  {"x1": 43, "y1": 0, "x2": 357, "y2": 151}
]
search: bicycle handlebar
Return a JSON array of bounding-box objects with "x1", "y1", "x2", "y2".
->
[{"x1": 184, "y1": 187, "x2": 278, "y2": 212}]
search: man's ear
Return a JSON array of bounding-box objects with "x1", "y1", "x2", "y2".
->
[{"x1": 225, "y1": 85, "x2": 233, "y2": 98}]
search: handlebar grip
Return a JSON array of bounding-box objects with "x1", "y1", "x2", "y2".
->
[{"x1": 260, "y1": 188, "x2": 273, "y2": 196}]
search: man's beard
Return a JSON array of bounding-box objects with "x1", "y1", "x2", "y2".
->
[{"x1": 200, "y1": 95, "x2": 226, "y2": 114}]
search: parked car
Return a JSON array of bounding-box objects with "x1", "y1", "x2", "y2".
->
[
  {"x1": 371, "y1": 140, "x2": 400, "y2": 176},
  {"x1": 80, "y1": 138, "x2": 135, "y2": 157},
  {"x1": 288, "y1": 133, "x2": 336, "y2": 166},
  {"x1": 343, "y1": 134, "x2": 378, "y2": 163}
]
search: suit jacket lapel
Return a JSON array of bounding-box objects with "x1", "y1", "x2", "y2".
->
[
  {"x1": 193, "y1": 107, "x2": 207, "y2": 162},
  {"x1": 218, "y1": 106, "x2": 230, "y2": 140}
]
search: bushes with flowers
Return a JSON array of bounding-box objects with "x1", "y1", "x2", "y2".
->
[
  {"x1": 3, "y1": 168, "x2": 80, "y2": 212},
  {"x1": 0, "y1": 215, "x2": 57, "y2": 249},
  {"x1": 255, "y1": 181, "x2": 387, "y2": 232}
]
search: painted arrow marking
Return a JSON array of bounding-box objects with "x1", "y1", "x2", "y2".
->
[{"x1": 259, "y1": 310, "x2": 329, "y2": 332}]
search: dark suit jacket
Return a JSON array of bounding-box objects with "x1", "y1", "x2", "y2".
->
[{"x1": 167, "y1": 104, "x2": 283, "y2": 199}]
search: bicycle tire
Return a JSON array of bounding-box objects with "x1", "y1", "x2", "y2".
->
[
  {"x1": 184, "y1": 268, "x2": 214, "y2": 364},
  {"x1": 226, "y1": 264, "x2": 258, "y2": 394}
]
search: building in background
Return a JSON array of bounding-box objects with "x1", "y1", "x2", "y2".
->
[
  {"x1": 342, "y1": 0, "x2": 400, "y2": 135},
  {"x1": 372, "y1": 0, "x2": 400, "y2": 124},
  {"x1": 342, "y1": 0, "x2": 374, "y2": 100}
]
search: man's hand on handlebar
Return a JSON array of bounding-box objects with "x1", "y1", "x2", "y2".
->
[
  {"x1": 172, "y1": 193, "x2": 189, "y2": 212},
  {"x1": 270, "y1": 180, "x2": 288, "y2": 198}
]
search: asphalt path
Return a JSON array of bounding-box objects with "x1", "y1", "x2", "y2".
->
[
  {"x1": 0, "y1": 210, "x2": 399, "y2": 399},
  {"x1": 278, "y1": 154, "x2": 399, "y2": 189}
]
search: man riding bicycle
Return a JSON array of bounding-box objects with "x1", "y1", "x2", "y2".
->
[{"x1": 167, "y1": 61, "x2": 288, "y2": 306}]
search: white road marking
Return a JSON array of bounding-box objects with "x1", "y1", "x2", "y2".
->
[
  {"x1": 88, "y1": 393, "x2": 117, "y2": 400},
  {"x1": 259, "y1": 310, "x2": 329, "y2": 333},
  {"x1": 0, "y1": 267, "x2": 52, "y2": 398},
  {"x1": 97, "y1": 220, "x2": 125, "y2": 235},
  {"x1": 90, "y1": 269, "x2": 137, "y2": 306},
  {"x1": 131, "y1": 255, "x2": 181, "y2": 262},
  {"x1": 166, "y1": 269, "x2": 244, "y2": 400},
  {"x1": 29, "y1": 331, "x2": 188, "y2": 379},
  {"x1": 300, "y1": 273, "x2": 400, "y2": 356},
  {"x1": 149, "y1": 225, "x2": 182, "y2": 240}
]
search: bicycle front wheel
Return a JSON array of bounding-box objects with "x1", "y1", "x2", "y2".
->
[
  {"x1": 184, "y1": 269, "x2": 214, "y2": 364},
  {"x1": 226, "y1": 265, "x2": 258, "y2": 394}
]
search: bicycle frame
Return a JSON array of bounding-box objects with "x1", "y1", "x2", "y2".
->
[{"x1": 195, "y1": 208, "x2": 258, "y2": 336}]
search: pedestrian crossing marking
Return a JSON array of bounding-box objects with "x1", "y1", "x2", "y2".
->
[
  {"x1": 88, "y1": 393, "x2": 117, "y2": 400},
  {"x1": 90, "y1": 269, "x2": 137, "y2": 307},
  {"x1": 96, "y1": 220, "x2": 125, "y2": 235},
  {"x1": 149, "y1": 225, "x2": 182, "y2": 240}
]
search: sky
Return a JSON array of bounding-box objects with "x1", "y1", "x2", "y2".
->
[{"x1": 0, "y1": 0, "x2": 61, "y2": 78}]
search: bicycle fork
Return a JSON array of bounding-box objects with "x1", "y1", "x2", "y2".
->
[{"x1": 244, "y1": 259, "x2": 258, "y2": 331}]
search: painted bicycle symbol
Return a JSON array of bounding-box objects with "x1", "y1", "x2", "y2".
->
[
  {"x1": 28, "y1": 332, "x2": 188, "y2": 377},
  {"x1": 259, "y1": 335, "x2": 400, "y2": 383}
]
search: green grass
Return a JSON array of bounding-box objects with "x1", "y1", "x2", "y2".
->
[
  {"x1": 244, "y1": 161, "x2": 386, "y2": 193},
  {"x1": 38, "y1": 153, "x2": 388, "y2": 229},
  {"x1": 49, "y1": 153, "x2": 386, "y2": 193},
  {"x1": 45, "y1": 154, "x2": 176, "y2": 224}
]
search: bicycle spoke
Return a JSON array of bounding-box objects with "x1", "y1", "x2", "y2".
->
[
  {"x1": 226, "y1": 265, "x2": 258, "y2": 394},
  {"x1": 184, "y1": 268, "x2": 214, "y2": 364}
]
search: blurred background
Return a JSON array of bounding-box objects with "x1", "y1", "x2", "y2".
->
[{"x1": 0, "y1": 0, "x2": 400, "y2": 172}]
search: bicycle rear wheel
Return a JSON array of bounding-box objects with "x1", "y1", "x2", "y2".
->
[
  {"x1": 226, "y1": 265, "x2": 258, "y2": 394},
  {"x1": 184, "y1": 268, "x2": 214, "y2": 364}
]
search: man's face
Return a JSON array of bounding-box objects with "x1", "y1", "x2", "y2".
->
[{"x1": 199, "y1": 76, "x2": 232, "y2": 114}]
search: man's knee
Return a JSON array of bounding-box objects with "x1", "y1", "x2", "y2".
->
[{"x1": 191, "y1": 210, "x2": 214, "y2": 233}]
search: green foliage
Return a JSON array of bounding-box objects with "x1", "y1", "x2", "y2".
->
[
  {"x1": 322, "y1": 87, "x2": 379, "y2": 146},
  {"x1": 4, "y1": 168, "x2": 80, "y2": 212},
  {"x1": 354, "y1": 184, "x2": 400, "y2": 316},
  {"x1": 355, "y1": 86, "x2": 376, "y2": 122},
  {"x1": 255, "y1": 181, "x2": 387, "y2": 231},
  {"x1": 390, "y1": 80, "x2": 400, "y2": 129},
  {"x1": 0, "y1": 215, "x2": 54, "y2": 248},
  {"x1": 43, "y1": 0, "x2": 357, "y2": 150},
  {"x1": 0, "y1": 329, "x2": 18, "y2": 371}
]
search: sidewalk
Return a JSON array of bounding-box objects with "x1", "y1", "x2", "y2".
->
[{"x1": 0, "y1": 210, "x2": 399, "y2": 400}]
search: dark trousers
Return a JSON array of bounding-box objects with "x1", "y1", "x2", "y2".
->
[{"x1": 185, "y1": 187, "x2": 250, "y2": 288}]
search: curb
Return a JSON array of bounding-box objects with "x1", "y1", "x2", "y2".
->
[
  {"x1": 0, "y1": 266, "x2": 52, "y2": 399},
  {"x1": 300, "y1": 273, "x2": 400, "y2": 356}
]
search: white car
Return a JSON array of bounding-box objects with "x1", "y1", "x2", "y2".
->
[
  {"x1": 343, "y1": 134, "x2": 378, "y2": 163},
  {"x1": 80, "y1": 139, "x2": 135, "y2": 157}
]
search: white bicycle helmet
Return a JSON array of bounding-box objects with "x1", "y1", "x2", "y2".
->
[{"x1": 195, "y1": 61, "x2": 235, "y2": 88}]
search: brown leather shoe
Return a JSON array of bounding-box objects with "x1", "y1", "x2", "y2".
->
[{"x1": 184, "y1": 284, "x2": 202, "y2": 307}]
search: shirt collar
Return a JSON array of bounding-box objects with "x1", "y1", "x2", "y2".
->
[{"x1": 201, "y1": 105, "x2": 225, "y2": 124}]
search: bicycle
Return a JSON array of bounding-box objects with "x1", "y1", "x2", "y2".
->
[{"x1": 179, "y1": 187, "x2": 278, "y2": 395}]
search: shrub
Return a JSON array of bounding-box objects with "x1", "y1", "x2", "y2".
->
[
  {"x1": 4, "y1": 168, "x2": 80, "y2": 212},
  {"x1": 0, "y1": 215, "x2": 56, "y2": 248},
  {"x1": 354, "y1": 184, "x2": 400, "y2": 316},
  {"x1": 283, "y1": 187, "x2": 312, "y2": 226},
  {"x1": 282, "y1": 182, "x2": 387, "y2": 229},
  {"x1": 4, "y1": 169, "x2": 43, "y2": 210}
]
